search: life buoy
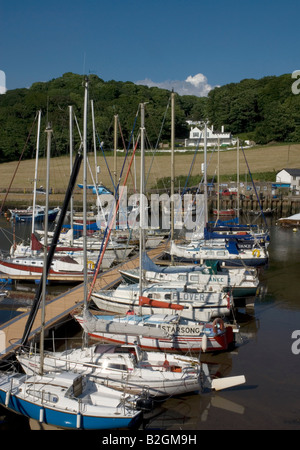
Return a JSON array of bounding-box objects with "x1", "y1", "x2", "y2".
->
[
  {"x1": 87, "y1": 260, "x2": 95, "y2": 269},
  {"x1": 252, "y1": 249, "x2": 260, "y2": 257},
  {"x1": 212, "y1": 318, "x2": 225, "y2": 334}
]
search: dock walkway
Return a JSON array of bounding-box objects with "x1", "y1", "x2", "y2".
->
[{"x1": 0, "y1": 243, "x2": 167, "y2": 360}]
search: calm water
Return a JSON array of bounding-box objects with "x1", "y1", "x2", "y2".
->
[{"x1": 0, "y1": 216, "x2": 300, "y2": 431}]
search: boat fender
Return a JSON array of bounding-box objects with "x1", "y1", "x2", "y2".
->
[
  {"x1": 212, "y1": 318, "x2": 225, "y2": 335},
  {"x1": 136, "y1": 397, "x2": 154, "y2": 412},
  {"x1": 202, "y1": 333, "x2": 208, "y2": 352},
  {"x1": 5, "y1": 389, "x2": 11, "y2": 407},
  {"x1": 39, "y1": 407, "x2": 44, "y2": 423},
  {"x1": 76, "y1": 412, "x2": 81, "y2": 429},
  {"x1": 252, "y1": 249, "x2": 260, "y2": 257}
]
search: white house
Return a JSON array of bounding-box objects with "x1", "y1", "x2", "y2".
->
[
  {"x1": 276, "y1": 168, "x2": 300, "y2": 193},
  {"x1": 184, "y1": 123, "x2": 235, "y2": 147}
]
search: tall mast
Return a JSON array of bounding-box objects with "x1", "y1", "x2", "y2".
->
[
  {"x1": 138, "y1": 103, "x2": 145, "y2": 313},
  {"x1": 114, "y1": 114, "x2": 118, "y2": 197},
  {"x1": 40, "y1": 123, "x2": 52, "y2": 375},
  {"x1": 170, "y1": 91, "x2": 175, "y2": 263},
  {"x1": 31, "y1": 109, "x2": 41, "y2": 251},
  {"x1": 204, "y1": 122, "x2": 208, "y2": 226},
  {"x1": 83, "y1": 78, "x2": 89, "y2": 309},
  {"x1": 237, "y1": 137, "x2": 240, "y2": 220},
  {"x1": 69, "y1": 106, "x2": 74, "y2": 245},
  {"x1": 217, "y1": 137, "x2": 220, "y2": 223}
]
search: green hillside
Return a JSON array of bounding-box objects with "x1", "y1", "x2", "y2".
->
[{"x1": 0, "y1": 72, "x2": 299, "y2": 163}]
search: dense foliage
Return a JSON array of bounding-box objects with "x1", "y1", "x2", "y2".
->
[
  {"x1": 0, "y1": 72, "x2": 299, "y2": 162},
  {"x1": 206, "y1": 74, "x2": 300, "y2": 144}
]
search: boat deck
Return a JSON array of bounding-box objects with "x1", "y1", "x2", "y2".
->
[{"x1": 0, "y1": 243, "x2": 168, "y2": 360}]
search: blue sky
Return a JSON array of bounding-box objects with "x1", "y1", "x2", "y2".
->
[{"x1": 1, "y1": 0, "x2": 300, "y2": 96}]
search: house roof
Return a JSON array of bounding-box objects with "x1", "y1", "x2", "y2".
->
[{"x1": 281, "y1": 168, "x2": 300, "y2": 176}]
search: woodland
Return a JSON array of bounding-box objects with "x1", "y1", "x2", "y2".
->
[{"x1": 0, "y1": 72, "x2": 299, "y2": 162}]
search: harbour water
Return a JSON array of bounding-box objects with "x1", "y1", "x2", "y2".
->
[{"x1": 0, "y1": 215, "x2": 300, "y2": 430}]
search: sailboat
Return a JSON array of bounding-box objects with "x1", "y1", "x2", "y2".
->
[
  {"x1": 9, "y1": 205, "x2": 60, "y2": 223},
  {"x1": 119, "y1": 252, "x2": 259, "y2": 299},
  {"x1": 0, "y1": 83, "x2": 147, "y2": 430},
  {"x1": 0, "y1": 370, "x2": 144, "y2": 430},
  {"x1": 169, "y1": 239, "x2": 268, "y2": 268},
  {"x1": 74, "y1": 307, "x2": 236, "y2": 353},
  {"x1": 16, "y1": 342, "x2": 206, "y2": 398}
]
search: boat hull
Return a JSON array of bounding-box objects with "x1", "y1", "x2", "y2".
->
[
  {"x1": 0, "y1": 374, "x2": 141, "y2": 430},
  {"x1": 81, "y1": 329, "x2": 233, "y2": 353},
  {"x1": 75, "y1": 313, "x2": 235, "y2": 353}
]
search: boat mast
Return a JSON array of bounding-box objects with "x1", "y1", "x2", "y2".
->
[
  {"x1": 138, "y1": 103, "x2": 146, "y2": 314},
  {"x1": 40, "y1": 123, "x2": 52, "y2": 375},
  {"x1": 31, "y1": 109, "x2": 41, "y2": 253},
  {"x1": 237, "y1": 137, "x2": 240, "y2": 220},
  {"x1": 217, "y1": 137, "x2": 220, "y2": 223},
  {"x1": 170, "y1": 91, "x2": 175, "y2": 264},
  {"x1": 69, "y1": 105, "x2": 74, "y2": 246},
  {"x1": 204, "y1": 122, "x2": 208, "y2": 227},
  {"x1": 83, "y1": 77, "x2": 89, "y2": 311},
  {"x1": 114, "y1": 114, "x2": 118, "y2": 197}
]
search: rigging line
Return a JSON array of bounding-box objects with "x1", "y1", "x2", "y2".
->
[
  {"x1": 97, "y1": 134, "x2": 116, "y2": 193},
  {"x1": 118, "y1": 118, "x2": 137, "y2": 193},
  {"x1": 0, "y1": 111, "x2": 39, "y2": 215},
  {"x1": 173, "y1": 136, "x2": 201, "y2": 227},
  {"x1": 145, "y1": 97, "x2": 171, "y2": 189},
  {"x1": 240, "y1": 144, "x2": 268, "y2": 230},
  {"x1": 87, "y1": 134, "x2": 141, "y2": 302},
  {"x1": 180, "y1": 134, "x2": 202, "y2": 198},
  {"x1": 116, "y1": 105, "x2": 140, "y2": 192},
  {"x1": 96, "y1": 106, "x2": 141, "y2": 198}
]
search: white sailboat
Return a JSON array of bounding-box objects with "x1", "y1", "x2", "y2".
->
[
  {"x1": 17, "y1": 342, "x2": 205, "y2": 398},
  {"x1": 169, "y1": 238, "x2": 268, "y2": 268},
  {"x1": 119, "y1": 252, "x2": 259, "y2": 299},
  {"x1": 74, "y1": 307, "x2": 236, "y2": 353}
]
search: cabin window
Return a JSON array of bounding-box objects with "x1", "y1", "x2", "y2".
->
[
  {"x1": 103, "y1": 363, "x2": 128, "y2": 371},
  {"x1": 190, "y1": 275, "x2": 199, "y2": 282}
]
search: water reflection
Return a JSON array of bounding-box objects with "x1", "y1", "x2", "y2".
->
[{"x1": 1, "y1": 217, "x2": 300, "y2": 430}]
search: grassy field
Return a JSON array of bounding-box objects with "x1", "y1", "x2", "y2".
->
[{"x1": 0, "y1": 143, "x2": 299, "y2": 209}]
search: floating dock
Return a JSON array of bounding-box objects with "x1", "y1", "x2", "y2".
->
[{"x1": 0, "y1": 243, "x2": 167, "y2": 360}]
